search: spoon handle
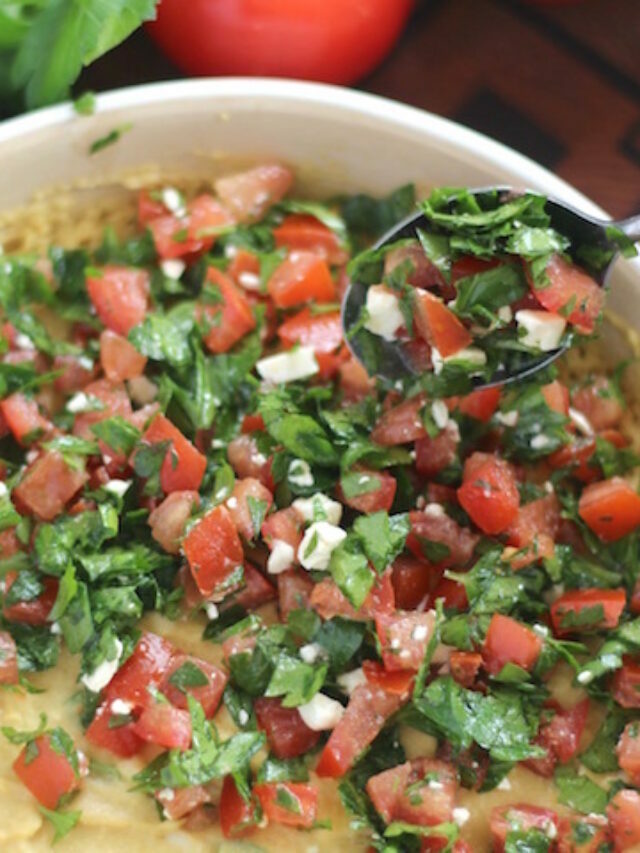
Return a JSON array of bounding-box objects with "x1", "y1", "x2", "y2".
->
[{"x1": 614, "y1": 213, "x2": 640, "y2": 243}]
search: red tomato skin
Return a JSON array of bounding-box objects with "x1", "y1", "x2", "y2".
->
[
  {"x1": 336, "y1": 466, "x2": 397, "y2": 513},
  {"x1": 13, "y1": 451, "x2": 87, "y2": 522},
  {"x1": 376, "y1": 610, "x2": 436, "y2": 672},
  {"x1": 220, "y1": 775, "x2": 258, "y2": 839},
  {"x1": 133, "y1": 703, "x2": 192, "y2": 750},
  {"x1": 525, "y1": 699, "x2": 590, "y2": 776},
  {"x1": 362, "y1": 660, "x2": 415, "y2": 697},
  {"x1": 310, "y1": 571, "x2": 394, "y2": 622},
  {"x1": 100, "y1": 329, "x2": 147, "y2": 382},
  {"x1": 268, "y1": 251, "x2": 335, "y2": 308},
  {"x1": 278, "y1": 308, "x2": 343, "y2": 358},
  {"x1": 391, "y1": 555, "x2": 434, "y2": 611},
  {"x1": 607, "y1": 788, "x2": 640, "y2": 851},
  {"x1": 13, "y1": 734, "x2": 80, "y2": 809},
  {"x1": 507, "y1": 493, "x2": 561, "y2": 549},
  {"x1": 617, "y1": 722, "x2": 640, "y2": 787},
  {"x1": 3, "y1": 572, "x2": 58, "y2": 625},
  {"x1": 227, "y1": 434, "x2": 274, "y2": 490},
  {"x1": 385, "y1": 243, "x2": 445, "y2": 290},
  {"x1": 450, "y1": 650, "x2": 483, "y2": 688},
  {"x1": 202, "y1": 269, "x2": 256, "y2": 354},
  {"x1": 0, "y1": 630, "x2": 19, "y2": 684},
  {"x1": 578, "y1": 477, "x2": 640, "y2": 542},
  {"x1": 274, "y1": 215, "x2": 348, "y2": 265},
  {"x1": 457, "y1": 452, "x2": 520, "y2": 535},
  {"x1": 572, "y1": 377, "x2": 624, "y2": 431},
  {"x1": 482, "y1": 613, "x2": 543, "y2": 675},
  {"x1": 541, "y1": 380, "x2": 570, "y2": 415},
  {"x1": 262, "y1": 507, "x2": 302, "y2": 552},
  {"x1": 53, "y1": 353, "x2": 98, "y2": 394},
  {"x1": 138, "y1": 190, "x2": 167, "y2": 225},
  {"x1": 142, "y1": 414, "x2": 207, "y2": 494},
  {"x1": 161, "y1": 654, "x2": 228, "y2": 718},
  {"x1": 613, "y1": 659, "x2": 640, "y2": 709},
  {"x1": 156, "y1": 785, "x2": 210, "y2": 821},
  {"x1": 226, "y1": 477, "x2": 274, "y2": 541},
  {"x1": 215, "y1": 165, "x2": 293, "y2": 223},
  {"x1": 277, "y1": 570, "x2": 313, "y2": 622},
  {"x1": 371, "y1": 394, "x2": 427, "y2": 446},
  {"x1": 550, "y1": 587, "x2": 626, "y2": 637},
  {"x1": 254, "y1": 782, "x2": 318, "y2": 829},
  {"x1": 430, "y1": 576, "x2": 469, "y2": 611},
  {"x1": 105, "y1": 631, "x2": 176, "y2": 708},
  {"x1": 226, "y1": 562, "x2": 277, "y2": 612},
  {"x1": 414, "y1": 290, "x2": 472, "y2": 357},
  {"x1": 339, "y1": 357, "x2": 375, "y2": 401},
  {"x1": 148, "y1": 195, "x2": 233, "y2": 259},
  {"x1": 85, "y1": 702, "x2": 144, "y2": 757},
  {"x1": 254, "y1": 697, "x2": 321, "y2": 759},
  {"x1": 456, "y1": 386, "x2": 502, "y2": 422},
  {"x1": 557, "y1": 816, "x2": 610, "y2": 853},
  {"x1": 183, "y1": 505, "x2": 244, "y2": 599},
  {"x1": 414, "y1": 422, "x2": 459, "y2": 478},
  {"x1": 490, "y1": 804, "x2": 560, "y2": 853},
  {"x1": 72, "y1": 378, "x2": 132, "y2": 441},
  {"x1": 0, "y1": 392, "x2": 52, "y2": 445},
  {"x1": 529, "y1": 254, "x2": 604, "y2": 333},
  {"x1": 148, "y1": 490, "x2": 200, "y2": 555},
  {"x1": 86, "y1": 265, "x2": 150, "y2": 336},
  {"x1": 367, "y1": 758, "x2": 456, "y2": 827},
  {"x1": 451, "y1": 256, "x2": 501, "y2": 282},
  {"x1": 408, "y1": 507, "x2": 478, "y2": 569},
  {"x1": 147, "y1": 1, "x2": 413, "y2": 85}
]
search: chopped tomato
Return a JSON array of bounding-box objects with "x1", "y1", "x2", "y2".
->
[
  {"x1": 456, "y1": 386, "x2": 502, "y2": 422},
  {"x1": 137, "y1": 189, "x2": 168, "y2": 225},
  {"x1": 607, "y1": 789, "x2": 640, "y2": 851},
  {"x1": 572, "y1": 377, "x2": 623, "y2": 431},
  {"x1": 156, "y1": 785, "x2": 210, "y2": 821},
  {"x1": 278, "y1": 308, "x2": 344, "y2": 378},
  {"x1": 525, "y1": 699, "x2": 590, "y2": 777},
  {"x1": 482, "y1": 613, "x2": 542, "y2": 675},
  {"x1": 414, "y1": 290, "x2": 472, "y2": 357},
  {"x1": 267, "y1": 251, "x2": 336, "y2": 308},
  {"x1": 86, "y1": 265, "x2": 150, "y2": 335},
  {"x1": 0, "y1": 631, "x2": 19, "y2": 684},
  {"x1": 376, "y1": 610, "x2": 435, "y2": 672},
  {"x1": 549, "y1": 430, "x2": 628, "y2": 484},
  {"x1": 450, "y1": 650, "x2": 483, "y2": 688},
  {"x1": 262, "y1": 507, "x2": 303, "y2": 552},
  {"x1": 339, "y1": 357, "x2": 375, "y2": 401},
  {"x1": 241, "y1": 412, "x2": 265, "y2": 434},
  {"x1": 13, "y1": 451, "x2": 87, "y2": 521},
  {"x1": 316, "y1": 684, "x2": 403, "y2": 778},
  {"x1": 491, "y1": 804, "x2": 559, "y2": 852},
  {"x1": 310, "y1": 571, "x2": 394, "y2": 622},
  {"x1": 430, "y1": 576, "x2": 469, "y2": 611},
  {"x1": 228, "y1": 248, "x2": 260, "y2": 286},
  {"x1": 148, "y1": 490, "x2": 199, "y2": 554},
  {"x1": 53, "y1": 353, "x2": 98, "y2": 394},
  {"x1": 550, "y1": 588, "x2": 626, "y2": 636},
  {"x1": 0, "y1": 393, "x2": 52, "y2": 445},
  {"x1": 72, "y1": 378, "x2": 132, "y2": 441},
  {"x1": 367, "y1": 758, "x2": 456, "y2": 826},
  {"x1": 226, "y1": 477, "x2": 274, "y2": 540},
  {"x1": 362, "y1": 660, "x2": 415, "y2": 697},
  {"x1": 407, "y1": 507, "x2": 479, "y2": 569},
  {"x1": 457, "y1": 452, "x2": 520, "y2": 535},
  {"x1": 141, "y1": 414, "x2": 207, "y2": 493},
  {"x1": 578, "y1": 477, "x2": 640, "y2": 542},
  {"x1": 133, "y1": 702, "x2": 192, "y2": 750},
  {"x1": 148, "y1": 194, "x2": 234, "y2": 259},
  {"x1": 385, "y1": 242, "x2": 445, "y2": 290},
  {"x1": 254, "y1": 697, "x2": 321, "y2": 759},
  {"x1": 161, "y1": 653, "x2": 228, "y2": 718},
  {"x1": 220, "y1": 774, "x2": 258, "y2": 838},
  {"x1": 13, "y1": 734, "x2": 81, "y2": 809},
  {"x1": 528, "y1": 253, "x2": 604, "y2": 334},
  {"x1": 506, "y1": 493, "x2": 560, "y2": 559},
  {"x1": 183, "y1": 505, "x2": 244, "y2": 598},
  {"x1": 612, "y1": 659, "x2": 640, "y2": 709},
  {"x1": 274, "y1": 214, "x2": 347, "y2": 265},
  {"x1": 105, "y1": 631, "x2": 175, "y2": 708},
  {"x1": 451, "y1": 256, "x2": 501, "y2": 282},
  {"x1": 201, "y1": 268, "x2": 256, "y2": 354},
  {"x1": 414, "y1": 422, "x2": 459, "y2": 478},
  {"x1": 391, "y1": 555, "x2": 434, "y2": 611},
  {"x1": 337, "y1": 466, "x2": 397, "y2": 513},
  {"x1": 100, "y1": 329, "x2": 147, "y2": 381},
  {"x1": 85, "y1": 702, "x2": 144, "y2": 757},
  {"x1": 228, "y1": 563, "x2": 277, "y2": 611},
  {"x1": 254, "y1": 781, "x2": 318, "y2": 829},
  {"x1": 541, "y1": 380, "x2": 570, "y2": 415},
  {"x1": 372, "y1": 394, "x2": 427, "y2": 446},
  {"x1": 557, "y1": 815, "x2": 610, "y2": 853},
  {"x1": 227, "y1": 434, "x2": 274, "y2": 489},
  {"x1": 214, "y1": 165, "x2": 293, "y2": 223},
  {"x1": 617, "y1": 722, "x2": 640, "y2": 787},
  {"x1": 3, "y1": 571, "x2": 58, "y2": 625},
  {"x1": 277, "y1": 570, "x2": 314, "y2": 621}
]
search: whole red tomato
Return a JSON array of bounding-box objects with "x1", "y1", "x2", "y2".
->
[{"x1": 147, "y1": 0, "x2": 414, "y2": 85}]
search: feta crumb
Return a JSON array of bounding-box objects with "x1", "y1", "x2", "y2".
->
[
  {"x1": 127, "y1": 375, "x2": 158, "y2": 405},
  {"x1": 298, "y1": 521, "x2": 346, "y2": 571},
  {"x1": 495, "y1": 410, "x2": 519, "y2": 427},
  {"x1": 226, "y1": 496, "x2": 238, "y2": 509},
  {"x1": 292, "y1": 493, "x2": 342, "y2": 526},
  {"x1": 0, "y1": 482, "x2": 8, "y2": 498},
  {"x1": 66, "y1": 391, "x2": 94, "y2": 413},
  {"x1": 577, "y1": 670, "x2": 594, "y2": 685},
  {"x1": 497, "y1": 777, "x2": 512, "y2": 791},
  {"x1": 531, "y1": 433, "x2": 554, "y2": 450},
  {"x1": 81, "y1": 638, "x2": 123, "y2": 693},
  {"x1": 445, "y1": 346, "x2": 487, "y2": 372},
  {"x1": 431, "y1": 400, "x2": 449, "y2": 430},
  {"x1": 423, "y1": 502, "x2": 446, "y2": 518},
  {"x1": 267, "y1": 539, "x2": 295, "y2": 575},
  {"x1": 161, "y1": 187, "x2": 186, "y2": 218},
  {"x1": 50, "y1": 621, "x2": 61, "y2": 635},
  {"x1": 569, "y1": 406, "x2": 594, "y2": 436},
  {"x1": 412, "y1": 624, "x2": 429, "y2": 642},
  {"x1": 238, "y1": 709, "x2": 249, "y2": 726},
  {"x1": 515, "y1": 309, "x2": 566, "y2": 352},
  {"x1": 238, "y1": 271, "x2": 261, "y2": 291},
  {"x1": 288, "y1": 458, "x2": 314, "y2": 488},
  {"x1": 498, "y1": 305, "x2": 513, "y2": 324},
  {"x1": 160, "y1": 259, "x2": 186, "y2": 280},
  {"x1": 298, "y1": 693, "x2": 344, "y2": 731},
  {"x1": 14, "y1": 333, "x2": 34, "y2": 350},
  {"x1": 363, "y1": 285, "x2": 405, "y2": 341},
  {"x1": 111, "y1": 699, "x2": 134, "y2": 715},
  {"x1": 299, "y1": 643, "x2": 324, "y2": 664},
  {"x1": 256, "y1": 346, "x2": 319, "y2": 383},
  {"x1": 205, "y1": 602, "x2": 219, "y2": 621},
  {"x1": 453, "y1": 807, "x2": 470, "y2": 827},
  {"x1": 337, "y1": 667, "x2": 367, "y2": 695},
  {"x1": 157, "y1": 787, "x2": 175, "y2": 802},
  {"x1": 104, "y1": 479, "x2": 131, "y2": 498},
  {"x1": 431, "y1": 347, "x2": 444, "y2": 375},
  {"x1": 211, "y1": 438, "x2": 225, "y2": 449}
]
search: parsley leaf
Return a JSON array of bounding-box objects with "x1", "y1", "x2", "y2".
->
[{"x1": 38, "y1": 806, "x2": 82, "y2": 844}]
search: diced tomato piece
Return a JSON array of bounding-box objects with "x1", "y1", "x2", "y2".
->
[
  {"x1": 0, "y1": 393, "x2": 52, "y2": 445},
  {"x1": 414, "y1": 290, "x2": 472, "y2": 357},
  {"x1": 372, "y1": 394, "x2": 427, "y2": 446},
  {"x1": 579, "y1": 477, "x2": 640, "y2": 542},
  {"x1": 529, "y1": 253, "x2": 604, "y2": 333},
  {"x1": 376, "y1": 610, "x2": 436, "y2": 672},
  {"x1": 3, "y1": 571, "x2": 58, "y2": 625},
  {"x1": 491, "y1": 804, "x2": 560, "y2": 852},
  {"x1": 385, "y1": 242, "x2": 445, "y2": 290},
  {"x1": 156, "y1": 785, "x2": 210, "y2": 821},
  {"x1": 161, "y1": 653, "x2": 227, "y2": 718},
  {"x1": 367, "y1": 758, "x2": 456, "y2": 826},
  {"x1": 254, "y1": 697, "x2": 321, "y2": 759},
  {"x1": 450, "y1": 650, "x2": 483, "y2": 688},
  {"x1": 274, "y1": 214, "x2": 347, "y2": 265},
  {"x1": 85, "y1": 702, "x2": 144, "y2": 757},
  {"x1": 506, "y1": 492, "x2": 560, "y2": 565},
  {"x1": 632, "y1": 580, "x2": 640, "y2": 616},
  {"x1": 262, "y1": 507, "x2": 303, "y2": 552},
  {"x1": 226, "y1": 477, "x2": 273, "y2": 541},
  {"x1": 608, "y1": 789, "x2": 640, "y2": 851},
  {"x1": 220, "y1": 774, "x2": 258, "y2": 838},
  {"x1": 430, "y1": 576, "x2": 469, "y2": 611},
  {"x1": 100, "y1": 329, "x2": 147, "y2": 382},
  {"x1": 549, "y1": 430, "x2": 628, "y2": 484},
  {"x1": 525, "y1": 699, "x2": 590, "y2": 777},
  {"x1": 310, "y1": 571, "x2": 394, "y2": 622},
  {"x1": 268, "y1": 251, "x2": 335, "y2": 308},
  {"x1": 149, "y1": 194, "x2": 234, "y2": 259},
  {"x1": 214, "y1": 164, "x2": 293, "y2": 222},
  {"x1": 13, "y1": 451, "x2": 87, "y2": 522},
  {"x1": 53, "y1": 354, "x2": 97, "y2": 394},
  {"x1": 86, "y1": 265, "x2": 150, "y2": 335},
  {"x1": 456, "y1": 386, "x2": 502, "y2": 422},
  {"x1": 337, "y1": 466, "x2": 397, "y2": 513},
  {"x1": 241, "y1": 412, "x2": 265, "y2": 434},
  {"x1": 221, "y1": 628, "x2": 258, "y2": 664},
  {"x1": 482, "y1": 613, "x2": 542, "y2": 675},
  {"x1": 0, "y1": 630, "x2": 19, "y2": 684},
  {"x1": 391, "y1": 555, "x2": 434, "y2": 611},
  {"x1": 458, "y1": 452, "x2": 520, "y2": 535},
  {"x1": 362, "y1": 660, "x2": 415, "y2": 697},
  {"x1": 278, "y1": 307, "x2": 344, "y2": 378},
  {"x1": 227, "y1": 434, "x2": 274, "y2": 489},
  {"x1": 414, "y1": 422, "x2": 459, "y2": 478},
  {"x1": 141, "y1": 414, "x2": 207, "y2": 493},
  {"x1": 133, "y1": 702, "x2": 192, "y2": 750},
  {"x1": 557, "y1": 815, "x2": 610, "y2": 853},
  {"x1": 316, "y1": 684, "x2": 402, "y2": 778},
  {"x1": 551, "y1": 588, "x2": 626, "y2": 636},
  {"x1": 148, "y1": 490, "x2": 199, "y2": 554},
  {"x1": 227, "y1": 563, "x2": 276, "y2": 611},
  {"x1": 277, "y1": 570, "x2": 313, "y2": 621},
  {"x1": 0, "y1": 527, "x2": 20, "y2": 561},
  {"x1": 617, "y1": 722, "x2": 640, "y2": 786},
  {"x1": 183, "y1": 505, "x2": 244, "y2": 599},
  {"x1": 201, "y1": 268, "x2": 256, "y2": 354},
  {"x1": 407, "y1": 507, "x2": 479, "y2": 568},
  {"x1": 572, "y1": 376, "x2": 623, "y2": 431},
  {"x1": 105, "y1": 631, "x2": 176, "y2": 708},
  {"x1": 72, "y1": 378, "x2": 132, "y2": 441},
  {"x1": 339, "y1": 357, "x2": 375, "y2": 401},
  {"x1": 254, "y1": 781, "x2": 318, "y2": 829},
  {"x1": 13, "y1": 734, "x2": 81, "y2": 809},
  {"x1": 613, "y1": 659, "x2": 640, "y2": 709},
  {"x1": 451, "y1": 256, "x2": 501, "y2": 282},
  {"x1": 227, "y1": 248, "x2": 261, "y2": 286},
  {"x1": 137, "y1": 189, "x2": 168, "y2": 225},
  {"x1": 541, "y1": 380, "x2": 570, "y2": 415}
]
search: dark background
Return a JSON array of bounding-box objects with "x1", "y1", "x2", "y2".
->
[{"x1": 79, "y1": 0, "x2": 640, "y2": 219}]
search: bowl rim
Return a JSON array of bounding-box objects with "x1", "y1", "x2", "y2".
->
[{"x1": 0, "y1": 76, "x2": 611, "y2": 220}]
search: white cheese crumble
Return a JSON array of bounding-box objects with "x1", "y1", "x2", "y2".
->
[
  {"x1": 298, "y1": 693, "x2": 344, "y2": 731},
  {"x1": 577, "y1": 670, "x2": 594, "y2": 685},
  {"x1": 66, "y1": 391, "x2": 97, "y2": 413},
  {"x1": 157, "y1": 787, "x2": 175, "y2": 802},
  {"x1": 238, "y1": 709, "x2": 249, "y2": 726},
  {"x1": 337, "y1": 667, "x2": 367, "y2": 695},
  {"x1": 569, "y1": 406, "x2": 595, "y2": 436},
  {"x1": 515, "y1": 309, "x2": 566, "y2": 351},
  {"x1": 495, "y1": 410, "x2": 519, "y2": 427},
  {"x1": 81, "y1": 638, "x2": 123, "y2": 693},
  {"x1": 266, "y1": 539, "x2": 295, "y2": 575},
  {"x1": 14, "y1": 333, "x2": 34, "y2": 350},
  {"x1": 160, "y1": 259, "x2": 186, "y2": 280},
  {"x1": 423, "y1": 502, "x2": 446, "y2": 518},
  {"x1": 498, "y1": 305, "x2": 513, "y2": 324},
  {"x1": 127, "y1": 375, "x2": 158, "y2": 406},
  {"x1": 256, "y1": 346, "x2": 319, "y2": 383},
  {"x1": 238, "y1": 271, "x2": 261, "y2": 291},
  {"x1": 288, "y1": 458, "x2": 314, "y2": 488},
  {"x1": 299, "y1": 643, "x2": 325, "y2": 665},
  {"x1": 161, "y1": 187, "x2": 186, "y2": 218},
  {"x1": 431, "y1": 400, "x2": 449, "y2": 430},
  {"x1": 453, "y1": 807, "x2": 471, "y2": 827},
  {"x1": 111, "y1": 699, "x2": 134, "y2": 715},
  {"x1": 363, "y1": 284, "x2": 405, "y2": 341},
  {"x1": 298, "y1": 521, "x2": 346, "y2": 571},
  {"x1": 497, "y1": 777, "x2": 512, "y2": 791},
  {"x1": 0, "y1": 481, "x2": 8, "y2": 499},
  {"x1": 292, "y1": 493, "x2": 342, "y2": 526},
  {"x1": 531, "y1": 433, "x2": 555, "y2": 450},
  {"x1": 445, "y1": 346, "x2": 487, "y2": 371},
  {"x1": 103, "y1": 479, "x2": 132, "y2": 498},
  {"x1": 205, "y1": 602, "x2": 219, "y2": 621}
]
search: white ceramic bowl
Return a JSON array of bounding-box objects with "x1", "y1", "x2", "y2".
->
[{"x1": 0, "y1": 77, "x2": 638, "y2": 333}]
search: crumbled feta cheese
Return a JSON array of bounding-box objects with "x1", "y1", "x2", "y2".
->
[
  {"x1": 495, "y1": 410, "x2": 519, "y2": 427},
  {"x1": 14, "y1": 333, "x2": 34, "y2": 350},
  {"x1": 157, "y1": 787, "x2": 175, "y2": 802},
  {"x1": 226, "y1": 496, "x2": 238, "y2": 509},
  {"x1": 337, "y1": 667, "x2": 367, "y2": 695},
  {"x1": 81, "y1": 638, "x2": 123, "y2": 693},
  {"x1": 267, "y1": 539, "x2": 295, "y2": 575},
  {"x1": 431, "y1": 400, "x2": 449, "y2": 430},
  {"x1": 497, "y1": 777, "x2": 512, "y2": 791},
  {"x1": 298, "y1": 693, "x2": 344, "y2": 731},
  {"x1": 238, "y1": 271, "x2": 261, "y2": 291},
  {"x1": 515, "y1": 309, "x2": 567, "y2": 352},
  {"x1": 127, "y1": 375, "x2": 158, "y2": 406},
  {"x1": 0, "y1": 482, "x2": 8, "y2": 498},
  {"x1": 211, "y1": 438, "x2": 225, "y2": 450},
  {"x1": 66, "y1": 392, "x2": 95, "y2": 413},
  {"x1": 431, "y1": 347, "x2": 444, "y2": 375},
  {"x1": 363, "y1": 285, "x2": 405, "y2": 341},
  {"x1": 423, "y1": 502, "x2": 446, "y2": 518},
  {"x1": 288, "y1": 458, "x2": 314, "y2": 488},
  {"x1": 445, "y1": 346, "x2": 487, "y2": 371},
  {"x1": 299, "y1": 643, "x2": 325, "y2": 664},
  {"x1": 160, "y1": 259, "x2": 186, "y2": 280},
  {"x1": 103, "y1": 479, "x2": 131, "y2": 498},
  {"x1": 161, "y1": 188, "x2": 186, "y2": 218},
  {"x1": 531, "y1": 434, "x2": 554, "y2": 450},
  {"x1": 412, "y1": 624, "x2": 429, "y2": 642},
  {"x1": 238, "y1": 709, "x2": 249, "y2": 726},
  {"x1": 569, "y1": 406, "x2": 594, "y2": 436},
  {"x1": 111, "y1": 698, "x2": 134, "y2": 715},
  {"x1": 205, "y1": 602, "x2": 219, "y2": 621},
  {"x1": 292, "y1": 493, "x2": 342, "y2": 526},
  {"x1": 224, "y1": 244, "x2": 238, "y2": 259},
  {"x1": 577, "y1": 670, "x2": 594, "y2": 685},
  {"x1": 50, "y1": 621, "x2": 61, "y2": 635},
  {"x1": 256, "y1": 346, "x2": 319, "y2": 383},
  {"x1": 453, "y1": 807, "x2": 470, "y2": 826},
  {"x1": 498, "y1": 305, "x2": 513, "y2": 324},
  {"x1": 298, "y1": 521, "x2": 346, "y2": 571}
]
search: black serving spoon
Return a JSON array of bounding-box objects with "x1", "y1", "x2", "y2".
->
[{"x1": 342, "y1": 187, "x2": 640, "y2": 386}]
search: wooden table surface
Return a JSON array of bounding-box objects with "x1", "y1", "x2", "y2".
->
[{"x1": 79, "y1": 0, "x2": 640, "y2": 219}]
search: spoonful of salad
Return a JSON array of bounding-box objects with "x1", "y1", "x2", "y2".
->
[{"x1": 342, "y1": 187, "x2": 639, "y2": 391}]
